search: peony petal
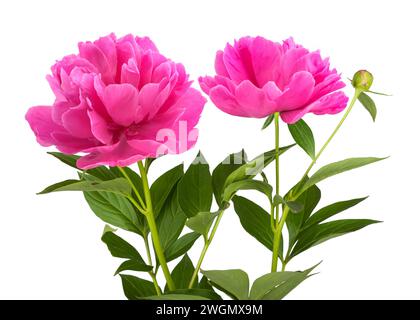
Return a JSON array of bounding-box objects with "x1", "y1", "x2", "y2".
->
[
  {"x1": 223, "y1": 42, "x2": 253, "y2": 83},
  {"x1": 310, "y1": 73, "x2": 345, "y2": 102},
  {"x1": 198, "y1": 76, "x2": 217, "y2": 94},
  {"x1": 78, "y1": 42, "x2": 110, "y2": 81},
  {"x1": 174, "y1": 88, "x2": 206, "y2": 128},
  {"x1": 102, "y1": 83, "x2": 138, "y2": 127},
  {"x1": 77, "y1": 138, "x2": 161, "y2": 169},
  {"x1": 135, "y1": 36, "x2": 158, "y2": 52},
  {"x1": 311, "y1": 91, "x2": 349, "y2": 115},
  {"x1": 121, "y1": 58, "x2": 140, "y2": 88},
  {"x1": 52, "y1": 132, "x2": 97, "y2": 154},
  {"x1": 209, "y1": 85, "x2": 243, "y2": 117},
  {"x1": 275, "y1": 71, "x2": 315, "y2": 110},
  {"x1": 25, "y1": 106, "x2": 66, "y2": 147},
  {"x1": 215, "y1": 50, "x2": 229, "y2": 77},
  {"x1": 88, "y1": 109, "x2": 113, "y2": 145},
  {"x1": 61, "y1": 102, "x2": 93, "y2": 139},
  {"x1": 235, "y1": 80, "x2": 277, "y2": 118},
  {"x1": 280, "y1": 91, "x2": 348, "y2": 124},
  {"x1": 251, "y1": 36, "x2": 282, "y2": 87},
  {"x1": 277, "y1": 47, "x2": 308, "y2": 88},
  {"x1": 152, "y1": 61, "x2": 172, "y2": 83}
]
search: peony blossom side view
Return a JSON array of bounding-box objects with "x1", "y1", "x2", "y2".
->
[
  {"x1": 26, "y1": 33, "x2": 206, "y2": 169},
  {"x1": 199, "y1": 36, "x2": 348, "y2": 123}
]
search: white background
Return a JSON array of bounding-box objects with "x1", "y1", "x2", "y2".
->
[{"x1": 0, "y1": 0, "x2": 419, "y2": 300}]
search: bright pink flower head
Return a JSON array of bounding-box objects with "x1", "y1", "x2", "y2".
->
[
  {"x1": 26, "y1": 34, "x2": 206, "y2": 169},
  {"x1": 199, "y1": 36, "x2": 348, "y2": 123}
]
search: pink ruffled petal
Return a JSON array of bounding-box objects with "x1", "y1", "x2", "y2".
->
[
  {"x1": 311, "y1": 91, "x2": 349, "y2": 115},
  {"x1": 280, "y1": 91, "x2": 348, "y2": 124},
  {"x1": 87, "y1": 109, "x2": 113, "y2": 145},
  {"x1": 275, "y1": 71, "x2": 315, "y2": 110},
  {"x1": 52, "y1": 132, "x2": 97, "y2": 154},
  {"x1": 251, "y1": 36, "x2": 281, "y2": 87},
  {"x1": 121, "y1": 58, "x2": 140, "y2": 88},
  {"x1": 61, "y1": 102, "x2": 93, "y2": 139},
  {"x1": 215, "y1": 50, "x2": 229, "y2": 77},
  {"x1": 209, "y1": 85, "x2": 243, "y2": 117},
  {"x1": 223, "y1": 42, "x2": 252, "y2": 83},
  {"x1": 235, "y1": 80, "x2": 277, "y2": 118},
  {"x1": 102, "y1": 83, "x2": 138, "y2": 127},
  {"x1": 25, "y1": 106, "x2": 66, "y2": 147},
  {"x1": 77, "y1": 138, "x2": 161, "y2": 169},
  {"x1": 135, "y1": 36, "x2": 158, "y2": 52}
]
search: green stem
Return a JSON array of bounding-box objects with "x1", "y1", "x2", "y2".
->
[
  {"x1": 117, "y1": 166, "x2": 147, "y2": 210},
  {"x1": 274, "y1": 112, "x2": 280, "y2": 222},
  {"x1": 281, "y1": 89, "x2": 362, "y2": 268},
  {"x1": 271, "y1": 112, "x2": 282, "y2": 272},
  {"x1": 302, "y1": 89, "x2": 361, "y2": 178},
  {"x1": 144, "y1": 236, "x2": 162, "y2": 295},
  {"x1": 188, "y1": 210, "x2": 225, "y2": 289},
  {"x1": 138, "y1": 161, "x2": 176, "y2": 291}
]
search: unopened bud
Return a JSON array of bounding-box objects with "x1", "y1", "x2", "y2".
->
[{"x1": 352, "y1": 70, "x2": 374, "y2": 91}]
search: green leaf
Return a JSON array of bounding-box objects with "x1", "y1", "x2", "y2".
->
[
  {"x1": 303, "y1": 157, "x2": 387, "y2": 192},
  {"x1": 286, "y1": 184, "x2": 321, "y2": 246},
  {"x1": 178, "y1": 152, "x2": 213, "y2": 218},
  {"x1": 167, "y1": 254, "x2": 196, "y2": 290},
  {"x1": 304, "y1": 197, "x2": 368, "y2": 228},
  {"x1": 150, "y1": 164, "x2": 184, "y2": 217},
  {"x1": 291, "y1": 219, "x2": 381, "y2": 258},
  {"x1": 84, "y1": 187, "x2": 144, "y2": 235},
  {"x1": 288, "y1": 119, "x2": 315, "y2": 159},
  {"x1": 262, "y1": 114, "x2": 274, "y2": 130},
  {"x1": 101, "y1": 225, "x2": 145, "y2": 262},
  {"x1": 273, "y1": 194, "x2": 304, "y2": 214},
  {"x1": 144, "y1": 157, "x2": 156, "y2": 173},
  {"x1": 249, "y1": 263, "x2": 319, "y2": 300},
  {"x1": 164, "y1": 289, "x2": 221, "y2": 300},
  {"x1": 358, "y1": 92, "x2": 377, "y2": 122},
  {"x1": 201, "y1": 269, "x2": 249, "y2": 300},
  {"x1": 38, "y1": 178, "x2": 131, "y2": 197},
  {"x1": 212, "y1": 150, "x2": 248, "y2": 207},
  {"x1": 164, "y1": 232, "x2": 201, "y2": 262},
  {"x1": 145, "y1": 294, "x2": 209, "y2": 300},
  {"x1": 47, "y1": 152, "x2": 111, "y2": 180},
  {"x1": 232, "y1": 196, "x2": 282, "y2": 258},
  {"x1": 156, "y1": 187, "x2": 186, "y2": 250},
  {"x1": 114, "y1": 260, "x2": 153, "y2": 275},
  {"x1": 186, "y1": 211, "x2": 219, "y2": 237},
  {"x1": 367, "y1": 90, "x2": 392, "y2": 96},
  {"x1": 224, "y1": 145, "x2": 295, "y2": 188},
  {"x1": 223, "y1": 179, "x2": 272, "y2": 203},
  {"x1": 110, "y1": 166, "x2": 144, "y2": 198},
  {"x1": 120, "y1": 275, "x2": 158, "y2": 300},
  {"x1": 198, "y1": 276, "x2": 214, "y2": 291}
]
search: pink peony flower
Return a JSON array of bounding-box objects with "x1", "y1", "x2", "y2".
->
[
  {"x1": 26, "y1": 33, "x2": 206, "y2": 169},
  {"x1": 199, "y1": 36, "x2": 348, "y2": 123}
]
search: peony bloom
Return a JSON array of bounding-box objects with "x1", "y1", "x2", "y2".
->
[
  {"x1": 26, "y1": 34, "x2": 206, "y2": 169},
  {"x1": 199, "y1": 36, "x2": 348, "y2": 123}
]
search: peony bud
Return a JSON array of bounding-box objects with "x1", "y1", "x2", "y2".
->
[{"x1": 352, "y1": 70, "x2": 374, "y2": 91}]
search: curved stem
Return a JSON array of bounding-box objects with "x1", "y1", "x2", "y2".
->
[
  {"x1": 117, "y1": 166, "x2": 146, "y2": 210},
  {"x1": 302, "y1": 89, "x2": 361, "y2": 179},
  {"x1": 144, "y1": 236, "x2": 162, "y2": 295},
  {"x1": 188, "y1": 210, "x2": 225, "y2": 289},
  {"x1": 138, "y1": 161, "x2": 176, "y2": 291},
  {"x1": 280, "y1": 89, "x2": 362, "y2": 269}
]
